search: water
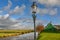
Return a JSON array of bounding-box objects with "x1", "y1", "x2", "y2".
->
[{"x1": 0, "y1": 32, "x2": 38, "y2": 40}]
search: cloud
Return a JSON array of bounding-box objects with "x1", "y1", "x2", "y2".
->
[
  {"x1": 14, "y1": 5, "x2": 25, "y2": 13},
  {"x1": 31, "y1": 0, "x2": 58, "y2": 16},
  {"x1": 33, "y1": 0, "x2": 60, "y2": 7},
  {"x1": 32, "y1": 0, "x2": 60, "y2": 8},
  {"x1": 37, "y1": 8, "x2": 48, "y2": 14},
  {"x1": 3, "y1": 0, "x2": 12, "y2": 11},
  {"x1": 0, "y1": 11, "x2": 3, "y2": 14},
  {"x1": 0, "y1": 0, "x2": 26, "y2": 29},
  {"x1": 3, "y1": 14, "x2": 10, "y2": 19},
  {"x1": 0, "y1": 0, "x2": 58, "y2": 29},
  {"x1": 0, "y1": 14, "x2": 47, "y2": 29},
  {"x1": 37, "y1": 8, "x2": 58, "y2": 15},
  {"x1": 0, "y1": 15, "x2": 19, "y2": 29},
  {"x1": 17, "y1": 18, "x2": 46, "y2": 27},
  {"x1": 0, "y1": 17, "x2": 46, "y2": 29},
  {"x1": 2, "y1": 0, "x2": 26, "y2": 16},
  {"x1": 9, "y1": 5, "x2": 26, "y2": 15},
  {"x1": 1, "y1": 0, "x2": 26, "y2": 19},
  {"x1": 49, "y1": 8, "x2": 57, "y2": 15}
]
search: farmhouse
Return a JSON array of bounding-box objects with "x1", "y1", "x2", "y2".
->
[{"x1": 54, "y1": 25, "x2": 60, "y2": 30}]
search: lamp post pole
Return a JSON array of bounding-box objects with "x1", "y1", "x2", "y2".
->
[
  {"x1": 32, "y1": 13, "x2": 36, "y2": 40},
  {"x1": 31, "y1": 2, "x2": 37, "y2": 40}
]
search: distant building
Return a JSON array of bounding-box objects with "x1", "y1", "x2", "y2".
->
[{"x1": 54, "y1": 25, "x2": 60, "y2": 30}]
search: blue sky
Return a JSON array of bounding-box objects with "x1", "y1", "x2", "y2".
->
[{"x1": 0, "y1": 0, "x2": 60, "y2": 29}]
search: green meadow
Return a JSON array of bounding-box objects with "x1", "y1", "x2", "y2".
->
[{"x1": 37, "y1": 32, "x2": 60, "y2": 40}]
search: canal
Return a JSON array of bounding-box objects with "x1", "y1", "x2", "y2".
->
[{"x1": 0, "y1": 32, "x2": 38, "y2": 40}]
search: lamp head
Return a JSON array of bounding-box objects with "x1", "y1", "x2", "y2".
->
[{"x1": 31, "y1": 2, "x2": 37, "y2": 13}]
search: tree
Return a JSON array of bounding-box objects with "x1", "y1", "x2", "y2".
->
[{"x1": 36, "y1": 24, "x2": 44, "y2": 32}]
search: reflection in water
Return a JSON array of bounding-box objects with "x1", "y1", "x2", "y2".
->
[{"x1": 0, "y1": 32, "x2": 38, "y2": 40}]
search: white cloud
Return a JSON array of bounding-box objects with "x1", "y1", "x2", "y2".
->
[
  {"x1": 0, "y1": 14, "x2": 10, "y2": 19},
  {"x1": 31, "y1": 0, "x2": 58, "y2": 15},
  {"x1": 1, "y1": 0, "x2": 26, "y2": 19},
  {"x1": 3, "y1": 14, "x2": 10, "y2": 19},
  {"x1": 8, "y1": 4, "x2": 26, "y2": 16},
  {"x1": 10, "y1": 5, "x2": 25, "y2": 15},
  {"x1": 0, "y1": 0, "x2": 26, "y2": 29},
  {"x1": 2, "y1": 0, "x2": 26, "y2": 17},
  {"x1": 32, "y1": 0, "x2": 60, "y2": 7},
  {"x1": 0, "y1": 15, "x2": 19, "y2": 29},
  {"x1": 37, "y1": 8, "x2": 58, "y2": 15},
  {"x1": 0, "y1": 15, "x2": 2, "y2": 18},
  {"x1": 0, "y1": 11, "x2": 3, "y2": 14},
  {"x1": 49, "y1": 8, "x2": 57, "y2": 15},
  {"x1": 1, "y1": 0, "x2": 59, "y2": 29},
  {"x1": 14, "y1": 5, "x2": 25, "y2": 13},
  {"x1": 37, "y1": 0, "x2": 60, "y2": 7},
  {"x1": 3, "y1": 0, "x2": 12, "y2": 11},
  {"x1": 0, "y1": 14, "x2": 47, "y2": 29},
  {"x1": 37, "y1": 8, "x2": 48, "y2": 14}
]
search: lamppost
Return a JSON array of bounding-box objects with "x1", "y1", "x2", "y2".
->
[{"x1": 31, "y1": 2, "x2": 37, "y2": 40}]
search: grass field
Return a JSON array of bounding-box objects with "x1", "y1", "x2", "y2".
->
[
  {"x1": 0, "y1": 29, "x2": 33, "y2": 38},
  {"x1": 37, "y1": 32, "x2": 60, "y2": 40}
]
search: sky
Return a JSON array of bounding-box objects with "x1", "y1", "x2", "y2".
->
[{"x1": 0, "y1": 0, "x2": 60, "y2": 29}]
